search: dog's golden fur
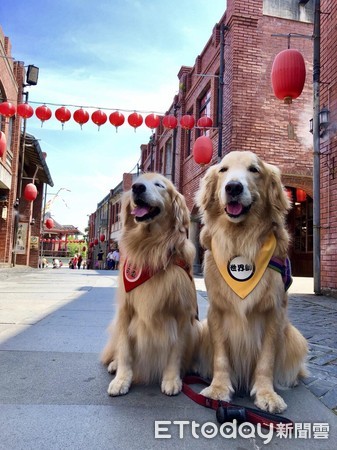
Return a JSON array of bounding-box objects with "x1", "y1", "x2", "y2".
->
[
  {"x1": 196, "y1": 151, "x2": 308, "y2": 413},
  {"x1": 101, "y1": 172, "x2": 201, "y2": 396}
]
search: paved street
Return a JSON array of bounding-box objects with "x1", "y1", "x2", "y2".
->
[{"x1": 0, "y1": 267, "x2": 337, "y2": 449}]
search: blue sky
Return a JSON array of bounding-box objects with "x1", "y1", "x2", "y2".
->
[{"x1": 1, "y1": 0, "x2": 226, "y2": 233}]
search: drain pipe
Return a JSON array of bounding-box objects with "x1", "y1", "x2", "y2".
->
[{"x1": 313, "y1": 0, "x2": 321, "y2": 295}]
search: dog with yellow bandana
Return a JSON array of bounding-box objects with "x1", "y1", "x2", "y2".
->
[{"x1": 196, "y1": 151, "x2": 308, "y2": 414}]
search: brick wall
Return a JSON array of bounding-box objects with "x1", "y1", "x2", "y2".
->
[
  {"x1": 152, "y1": 0, "x2": 315, "y2": 275},
  {"x1": 172, "y1": 0, "x2": 314, "y2": 209},
  {"x1": 151, "y1": 0, "x2": 314, "y2": 213},
  {"x1": 320, "y1": 0, "x2": 337, "y2": 294},
  {"x1": 0, "y1": 27, "x2": 23, "y2": 265}
]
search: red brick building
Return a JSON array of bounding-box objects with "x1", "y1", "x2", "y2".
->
[
  {"x1": 0, "y1": 27, "x2": 53, "y2": 268},
  {"x1": 141, "y1": 0, "x2": 315, "y2": 275},
  {"x1": 320, "y1": 0, "x2": 337, "y2": 295},
  {"x1": 87, "y1": 172, "x2": 136, "y2": 269},
  {"x1": 0, "y1": 28, "x2": 23, "y2": 266}
]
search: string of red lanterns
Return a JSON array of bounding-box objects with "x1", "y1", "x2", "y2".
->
[
  {"x1": 0, "y1": 100, "x2": 215, "y2": 164},
  {"x1": 1, "y1": 49, "x2": 307, "y2": 170},
  {"x1": 1, "y1": 98, "x2": 215, "y2": 165},
  {"x1": 0, "y1": 100, "x2": 216, "y2": 132}
]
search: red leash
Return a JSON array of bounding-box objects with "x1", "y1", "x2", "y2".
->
[{"x1": 182, "y1": 375, "x2": 293, "y2": 430}]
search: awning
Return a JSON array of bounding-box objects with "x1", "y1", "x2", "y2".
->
[{"x1": 24, "y1": 133, "x2": 54, "y2": 187}]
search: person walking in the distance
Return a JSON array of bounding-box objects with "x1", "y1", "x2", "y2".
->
[
  {"x1": 112, "y1": 248, "x2": 120, "y2": 270},
  {"x1": 106, "y1": 249, "x2": 115, "y2": 270},
  {"x1": 97, "y1": 249, "x2": 104, "y2": 270}
]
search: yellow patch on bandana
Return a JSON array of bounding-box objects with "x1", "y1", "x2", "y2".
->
[{"x1": 211, "y1": 233, "x2": 277, "y2": 299}]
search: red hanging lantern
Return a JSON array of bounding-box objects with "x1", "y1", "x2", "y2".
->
[
  {"x1": 180, "y1": 115, "x2": 195, "y2": 130},
  {"x1": 55, "y1": 106, "x2": 71, "y2": 129},
  {"x1": 162, "y1": 115, "x2": 178, "y2": 129},
  {"x1": 89, "y1": 242, "x2": 94, "y2": 248},
  {"x1": 35, "y1": 105, "x2": 52, "y2": 126},
  {"x1": 296, "y1": 188, "x2": 307, "y2": 203},
  {"x1": 23, "y1": 183, "x2": 38, "y2": 201},
  {"x1": 45, "y1": 218, "x2": 54, "y2": 229},
  {"x1": 145, "y1": 113, "x2": 160, "y2": 130},
  {"x1": 0, "y1": 131, "x2": 6, "y2": 158},
  {"x1": 197, "y1": 116, "x2": 213, "y2": 130},
  {"x1": 73, "y1": 108, "x2": 89, "y2": 129},
  {"x1": 100, "y1": 234, "x2": 105, "y2": 242},
  {"x1": 0, "y1": 101, "x2": 16, "y2": 118},
  {"x1": 271, "y1": 49, "x2": 306, "y2": 104},
  {"x1": 82, "y1": 246, "x2": 86, "y2": 252},
  {"x1": 94, "y1": 238, "x2": 99, "y2": 246},
  {"x1": 193, "y1": 136, "x2": 213, "y2": 166},
  {"x1": 128, "y1": 112, "x2": 143, "y2": 131},
  {"x1": 17, "y1": 103, "x2": 34, "y2": 119},
  {"x1": 91, "y1": 110, "x2": 107, "y2": 130},
  {"x1": 109, "y1": 111, "x2": 125, "y2": 132}
]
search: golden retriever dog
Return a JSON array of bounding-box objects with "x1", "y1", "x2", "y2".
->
[
  {"x1": 196, "y1": 151, "x2": 308, "y2": 413},
  {"x1": 101, "y1": 172, "x2": 201, "y2": 396}
]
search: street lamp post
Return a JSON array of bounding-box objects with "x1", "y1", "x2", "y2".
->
[
  {"x1": 12, "y1": 64, "x2": 39, "y2": 267},
  {"x1": 40, "y1": 187, "x2": 71, "y2": 267}
]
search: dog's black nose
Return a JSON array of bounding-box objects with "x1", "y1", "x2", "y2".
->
[
  {"x1": 225, "y1": 181, "x2": 243, "y2": 196},
  {"x1": 132, "y1": 183, "x2": 146, "y2": 195}
]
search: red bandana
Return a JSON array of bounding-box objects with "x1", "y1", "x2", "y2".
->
[
  {"x1": 123, "y1": 258, "x2": 191, "y2": 292},
  {"x1": 123, "y1": 261, "x2": 157, "y2": 292}
]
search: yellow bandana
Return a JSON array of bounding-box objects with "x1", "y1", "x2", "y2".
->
[{"x1": 211, "y1": 233, "x2": 277, "y2": 299}]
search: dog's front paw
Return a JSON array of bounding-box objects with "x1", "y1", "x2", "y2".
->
[
  {"x1": 107, "y1": 360, "x2": 117, "y2": 374},
  {"x1": 200, "y1": 384, "x2": 233, "y2": 402},
  {"x1": 253, "y1": 389, "x2": 287, "y2": 413},
  {"x1": 161, "y1": 376, "x2": 182, "y2": 396},
  {"x1": 107, "y1": 376, "x2": 131, "y2": 396}
]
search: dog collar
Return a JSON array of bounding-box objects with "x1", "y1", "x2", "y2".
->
[
  {"x1": 123, "y1": 258, "x2": 192, "y2": 292},
  {"x1": 211, "y1": 233, "x2": 277, "y2": 299}
]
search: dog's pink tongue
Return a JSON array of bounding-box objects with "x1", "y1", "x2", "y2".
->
[
  {"x1": 131, "y1": 206, "x2": 150, "y2": 217},
  {"x1": 227, "y1": 202, "x2": 243, "y2": 216}
]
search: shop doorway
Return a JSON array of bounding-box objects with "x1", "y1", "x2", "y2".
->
[{"x1": 286, "y1": 187, "x2": 313, "y2": 277}]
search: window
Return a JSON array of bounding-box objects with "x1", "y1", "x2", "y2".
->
[
  {"x1": 197, "y1": 87, "x2": 211, "y2": 137},
  {"x1": 294, "y1": 195, "x2": 313, "y2": 253},
  {"x1": 185, "y1": 128, "x2": 192, "y2": 157},
  {"x1": 200, "y1": 88, "x2": 211, "y2": 117},
  {"x1": 164, "y1": 139, "x2": 172, "y2": 180}
]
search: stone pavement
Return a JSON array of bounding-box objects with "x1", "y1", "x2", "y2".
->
[{"x1": 0, "y1": 267, "x2": 336, "y2": 449}]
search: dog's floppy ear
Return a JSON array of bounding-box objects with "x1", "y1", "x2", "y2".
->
[
  {"x1": 172, "y1": 191, "x2": 190, "y2": 233},
  {"x1": 120, "y1": 190, "x2": 134, "y2": 228},
  {"x1": 195, "y1": 165, "x2": 218, "y2": 213},
  {"x1": 265, "y1": 162, "x2": 291, "y2": 216}
]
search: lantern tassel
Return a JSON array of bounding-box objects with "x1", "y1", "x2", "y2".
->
[{"x1": 287, "y1": 103, "x2": 295, "y2": 139}]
